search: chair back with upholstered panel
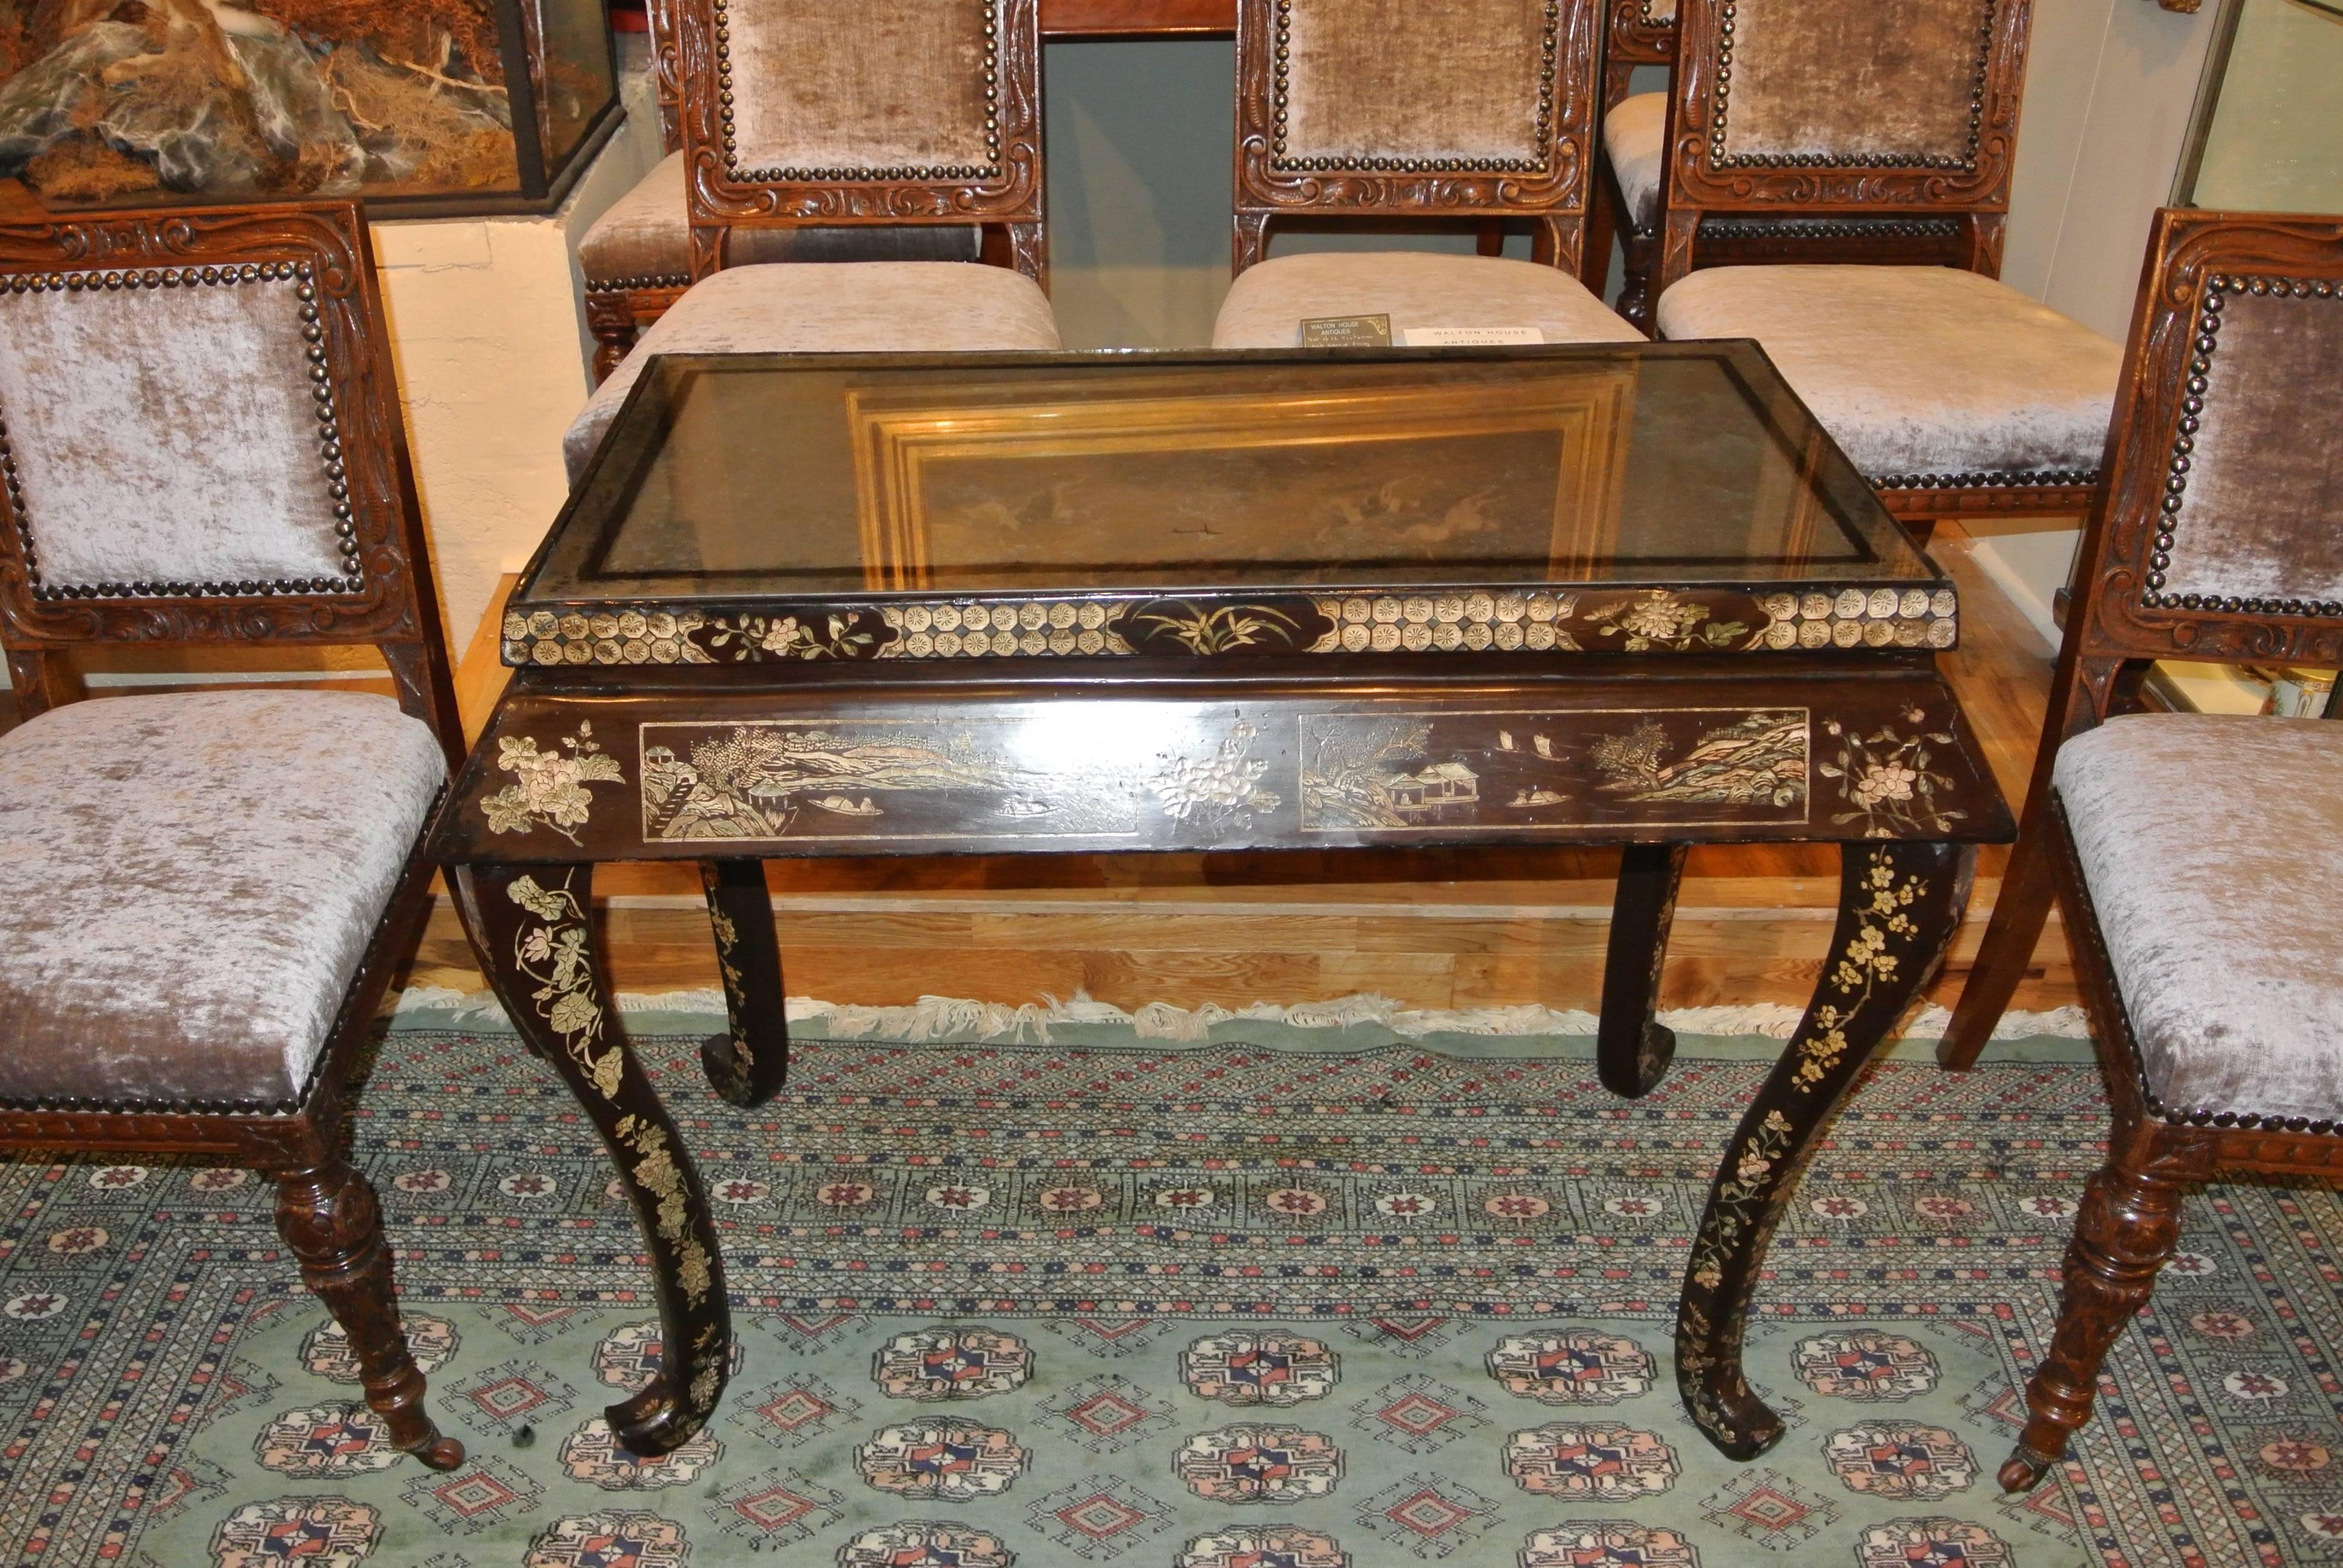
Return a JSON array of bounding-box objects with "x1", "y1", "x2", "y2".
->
[
  {"x1": 1231, "y1": 0, "x2": 1601, "y2": 274},
  {"x1": 1938, "y1": 208, "x2": 2343, "y2": 1070},
  {"x1": 670, "y1": 0, "x2": 1045, "y2": 284},
  {"x1": 2062, "y1": 209, "x2": 2343, "y2": 716},
  {"x1": 1650, "y1": 0, "x2": 2032, "y2": 301},
  {"x1": 0, "y1": 203, "x2": 460, "y2": 768}
]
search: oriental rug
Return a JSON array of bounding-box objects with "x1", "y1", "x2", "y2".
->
[{"x1": 0, "y1": 1000, "x2": 2337, "y2": 1568}]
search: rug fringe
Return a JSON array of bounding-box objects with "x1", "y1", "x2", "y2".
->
[{"x1": 394, "y1": 985, "x2": 2088, "y2": 1042}]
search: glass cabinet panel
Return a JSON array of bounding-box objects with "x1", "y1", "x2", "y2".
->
[
  {"x1": 2180, "y1": 0, "x2": 2343, "y2": 212},
  {"x1": 0, "y1": 0, "x2": 621, "y2": 215}
]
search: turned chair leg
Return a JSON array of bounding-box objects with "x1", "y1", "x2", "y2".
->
[
  {"x1": 1616, "y1": 229, "x2": 1657, "y2": 336},
  {"x1": 2001, "y1": 1156, "x2": 2186, "y2": 1492},
  {"x1": 583, "y1": 293, "x2": 640, "y2": 387},
  {"x1": 275, "y1": 1160, "x2": 464, "y2": 1470}
]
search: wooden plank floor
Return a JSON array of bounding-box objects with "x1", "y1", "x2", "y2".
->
[{"x1": 395, "y1": 520, "x2": 2074, "y2": 1014}]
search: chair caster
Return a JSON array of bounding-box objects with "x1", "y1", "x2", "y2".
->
[
  {"x1": 407, "y1": 1432, "x2": 467, "y2": 1471},
  {"x1": 1997, "y1": 1443, "x2": 2058, "y2": 1493}
]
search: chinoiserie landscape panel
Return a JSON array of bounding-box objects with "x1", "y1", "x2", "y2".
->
[
  {"x1": 637, "y1": 718, "x2": 1146, "y2": 845},
  {"x1": 1299, "y1": 708, "x2": 1811, "y2": 833}
]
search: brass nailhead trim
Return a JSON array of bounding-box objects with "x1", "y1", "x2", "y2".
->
[
  {"x1": 1267, "y1": 0, "x2": 1558, "y2": 177},
  {"x1": 1706, "y1": 0, "x2": 1993, "y2": 174},
  {"x1": 1870, "y1": 468, "x2": 2099, "y2": 492},
  {"x1": 2, "y1": 261, "x2": 363, "y2": 603},
  {"x1": 714, "y1": 0, "x2": 1004, "y2": 184},
  {"x1": 2143, "y1": 1071, "x2": 2336, "y2": 1134},
  {"x1": 2138, "y1": 272, "x2": 2343, "y2": 616},
  {"x1": 585, "y1": 273, "x2": 690, "y2": 293},
  {"x1": 1632, "y1": 217, "x2": 1967, "y2": 244},
  {"x1": 1699, "y1": 216, "x2": 1965, "y2": 242},
  {"x1": 0, "y1": 1090, "x2": 303, "y2": 1115}
]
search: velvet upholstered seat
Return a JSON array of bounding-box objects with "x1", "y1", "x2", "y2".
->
[
  {"x1": 1623, "y1": 0, "x2": 2089, "y2": 537},
  {"x1": 565, "y1": 261, "x2": 1063, "y2": 484},
  {"x1": 2053, "y1": 715, "x2": 2343, "y2": 1126},
  {"x1": 1657, "y1": 265, "x2": 2123, "y2": 485},
  {"x1": 0, "y1": 689, "x2": 444, "y2": 1105},
  {"x1": 1211, "y1": 250, "x2": 1643, "y2": 349},
  {"x1": 577, "y1": 150, "x2": 987, "y2": 379}
]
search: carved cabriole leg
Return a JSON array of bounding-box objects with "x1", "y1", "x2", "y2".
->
[
  {"x1": 1939, "y1": 656, "x2": 2122, "y2": 1069},
  {"x1": 1597, "y1": 841, "x2": 1688, "y2": 1097},
  {"x1": 583, "y1": 292, "x2": 640, "y2": 386},
  {"x1": 1006, "y1": 223, "x2": 1049, "y2": 292},
  {"x1": 2000, "y1": 1123, "x2": 2209, "y2": 1492},
  {"x1": 1233, "y1": 212, "x2": 1270, "y2": 277},
  {"x1": 1677, "y1": 839, "x2": 1974, "y2": 1457},
  {"x1": 274, "y1": 1160, "x2": 464, "y2": 1470},
  {"x1": 452, "y1": 862, "x2": 732, "y2": 1455},
  {"x1": 5, "y1": 647, "x2": 84, "y2": 720},
  {"x1": 698, "y1": 858, "x2": 790, "y2": 1106}
]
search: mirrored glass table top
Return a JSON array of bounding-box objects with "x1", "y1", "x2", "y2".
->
[{"x1": 505, "y1": 345, "x2": 1956, "y2": 668}]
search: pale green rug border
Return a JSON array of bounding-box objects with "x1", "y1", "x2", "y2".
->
[{"x1": 391, "y1": 987, "x2": 2096, "y2": 1065}]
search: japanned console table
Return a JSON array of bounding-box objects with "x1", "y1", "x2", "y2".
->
[{"x1": 430, "y1": 344, "x2": 2013, "y2": 1462}]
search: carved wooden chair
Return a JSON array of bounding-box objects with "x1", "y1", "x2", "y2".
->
[
  {"x1": 1645, "y1": 0, "x2": 2119, "y2": 540},
  {"x1": 1578, "y1": 0, "x2": 1674, "y2": 302},
  {"x1": 577, "y1": 0, "x2": 992, "y2": 384},
  {"x1": 0, "y1": 203, "x2": 465, "y2": 1471},
  {"x1": 567, "y1": 0, "x2": 1061, "y2": 481},
  {"x1": 1928, "y1": 210, "x2": 2343, "y2": 1493},
  {"x1": 1591, "y1": 0, "x2": 1981, "y2": 329},
  {"x1": 1210, "y1": 0, "x2": 1642, "y2": 349}
]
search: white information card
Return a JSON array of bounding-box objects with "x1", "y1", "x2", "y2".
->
[{"x1": 1399, "y1": 326, "x2": 1547, "y2": 346}]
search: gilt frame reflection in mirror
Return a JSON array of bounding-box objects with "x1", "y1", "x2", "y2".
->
[{"x1": 841, "y1": 370, "x2": 1640, "y2": 592}]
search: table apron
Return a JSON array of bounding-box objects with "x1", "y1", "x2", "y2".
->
[{"x1": 434, "y1": 676, "x2": 2010, "y2": 861}]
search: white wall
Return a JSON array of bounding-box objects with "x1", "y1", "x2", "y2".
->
[
  {"x1": 370, "y1": 49, "x2": 664, "y2": 655},
  {"x1": 1966, "y1": 0, "x2": 2226, "y2": 643}
]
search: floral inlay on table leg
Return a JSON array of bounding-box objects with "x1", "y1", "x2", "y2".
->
[
  {"x1": 451, "y1": 861, "x2": 733, "y2": 1456},
  {"x1": 501, "y1": 872, "x2": 622, "y2": 1099},
  {"x1": 1676, "y1": 839, "x2": 1974, "y2": 1459}
]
